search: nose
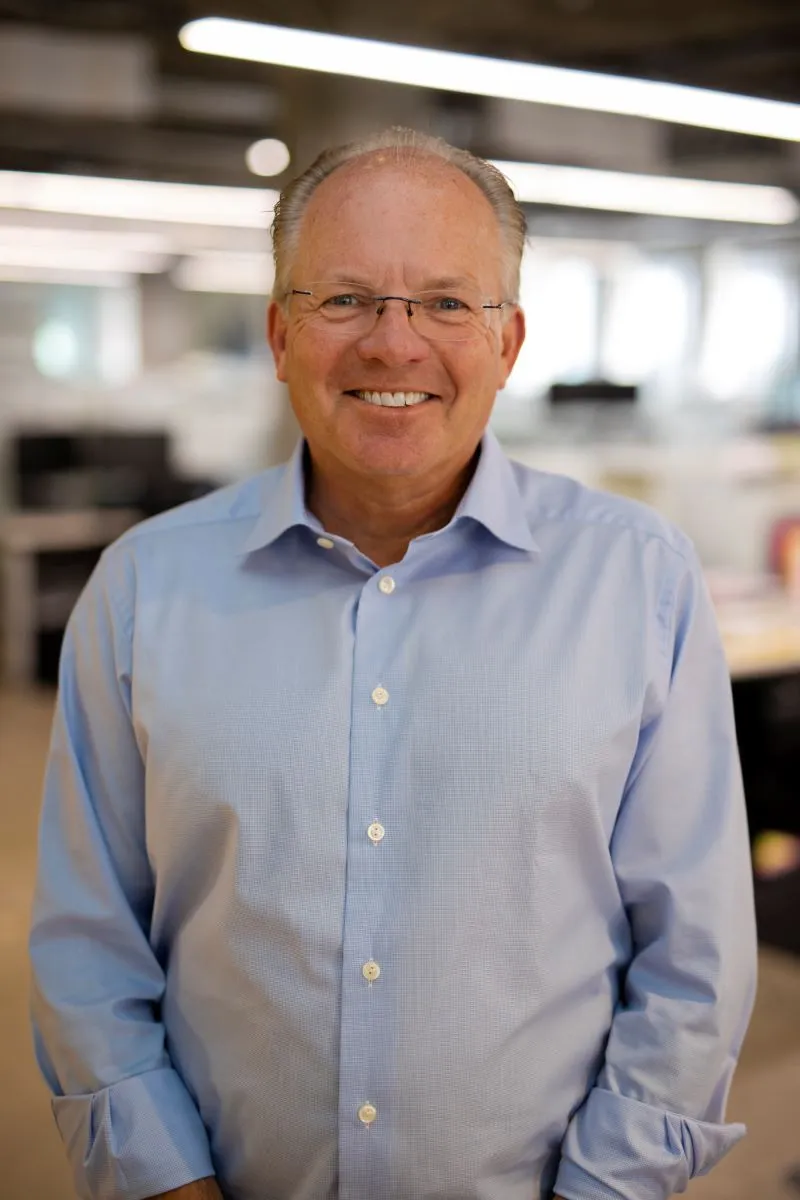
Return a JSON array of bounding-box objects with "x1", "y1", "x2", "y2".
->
[{"x1": 354, "y1": 297, "x2": 431, "y2": 366}]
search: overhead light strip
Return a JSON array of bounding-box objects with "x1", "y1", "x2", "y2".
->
[
  {"x1": 0, "y1": 264, "x2": 130, "y2": 287},
  {"x1": 0, "y1": 225, "x2": 172, "y2": 254},
  {"x1": 0, "y1": 170, "x2": 278, "y2": 227},
  {"x1": 0, "y1": 239, "x2": 170, "y2": 274},
  {"x1": 0, "y1": 164, "x2": 791, "y2": 252},
  {"x1": 180, "y1": 17, "x2": 800, "y2": 142},
  {"x1": 491, "y1": 161, "x2": 800, "y2": 224}
]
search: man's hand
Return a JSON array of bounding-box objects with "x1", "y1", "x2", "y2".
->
[{"x1": 148, "y1": 1179, "x2": 223, "y2": 1200}]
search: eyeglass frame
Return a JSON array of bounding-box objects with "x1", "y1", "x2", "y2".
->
[{"x1": 284, "y1": 285, "x2": 510, "y2": 339}]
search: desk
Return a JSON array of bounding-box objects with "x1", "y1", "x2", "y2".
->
[
  {"x1": 716, "y1": 595, "x2": 800, "y2": 841},
  {"x1": 717, "y1": 595, "x2": 800, "y2": 681},
  {"x1": 0, "y1": 509, "x2": 140, "y2": 685}
]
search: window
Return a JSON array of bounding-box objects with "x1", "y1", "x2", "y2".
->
[
  {"x1": 601, "y1": 257, "x2": 693, "y2": 393},
  {"x1": 504, "y1": 244, "x2": 599, "y2": 398},
  {"x1": 699, "y1": 248, "x2": 798, "y2": 401}
]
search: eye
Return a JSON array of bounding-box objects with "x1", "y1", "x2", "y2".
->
[
  {"x1": 322, "y1": 292, "x2": 368, "y2": 309},
  {"x1": 434, "y1": 295, "x2": 467, "y2": 311},
  {"x1": 422, "y1": 293, "x2": 476, "y2": 320}
]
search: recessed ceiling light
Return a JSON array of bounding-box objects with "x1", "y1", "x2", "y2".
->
[
  {"x1": 246, "y1": 138, "x2": 291, "y2": 177},
  {"x1": 180, "y1": 17, "x2": 800, "y2": 142}
]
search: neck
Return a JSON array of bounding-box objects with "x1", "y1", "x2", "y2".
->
[{"x1": 304, "y1": 444, "x2": 481, "y2": 568}]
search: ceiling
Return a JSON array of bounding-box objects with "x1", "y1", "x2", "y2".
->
[{"x1": 1, "y1": 0, "x2": 800, "y2": 211}]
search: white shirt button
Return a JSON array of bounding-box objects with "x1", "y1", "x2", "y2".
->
[
  {"x1": 316, "y1": 536, "x2": 334, "y2": 550},
  {"x1": 371, "y1": 686, "x2": 389, "y2": 706},
  {"x1": 358, "y1": 1103, "x2": 377, "y2": 1126},
  {"x1": 367, "y1": 821, "x2": 385, "y2": 844},
  {"x1": 362, "y1": 960, "x2": 381, "y2": 983},
  {"x1": 378, "y1": 576, "x2": 396, "y2": 594}
]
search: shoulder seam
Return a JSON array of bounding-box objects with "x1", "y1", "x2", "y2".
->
[
  {"x1": 109, "y1": 509, "x2": 259, "y2": 550},
  {"x1": 533, "y1": 508, "x2": 694, "y2": 567}
]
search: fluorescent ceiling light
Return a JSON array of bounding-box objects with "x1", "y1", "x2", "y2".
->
[
  {"x1": 0, "y1": 264, "x2": 129, "y2": 287},
  {"x1": 0, "y1": 225, "x2": 171, "y2": 255},
  {"x1": 180, "y1": 17, "x2": 800, "y2": 142},
  {"x1": 0, "y1": 169, "x2": 278, "y2": 227},
  {"x1": 491, "y1": 161, "x2": 800, "y2": 223},
  {"x1": 0, "y1": 243, "x2": 169, "y2": 273},
  {"x1": 173, "y1": 251, "x2": 275, "y2": 294}
]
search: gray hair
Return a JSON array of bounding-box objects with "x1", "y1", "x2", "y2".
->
[{"x1": 270, "y1": 126, "x2": 526, "y2": 303}]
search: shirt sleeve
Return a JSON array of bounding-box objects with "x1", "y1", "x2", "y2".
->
[
  {"x1": 554, "y1": 543, "x2": 758, "y2": 1200},
  {"x1": 28, "y1": 546, "x2": 215, "y2": 1200}
]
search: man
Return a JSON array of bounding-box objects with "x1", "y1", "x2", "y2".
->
[{"x1": 30, "y1": 127, "x2": 756, "y2": 1200}]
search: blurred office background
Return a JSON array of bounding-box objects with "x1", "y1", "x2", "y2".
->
[{"x1": 2, "y1": 1, "x2": 800, "y2": 1197}]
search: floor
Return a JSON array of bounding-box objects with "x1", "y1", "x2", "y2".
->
[{"x1": 2, "y1": 685, "x2": 799, "y2": 1200}]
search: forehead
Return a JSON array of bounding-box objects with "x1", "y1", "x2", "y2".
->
[{"x1": 293, "y1": 152, "x2": 504, "y2": 285}]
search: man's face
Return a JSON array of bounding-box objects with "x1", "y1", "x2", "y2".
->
[{"x1": 267, "y1": 153, "x2": 525, "y2": 483}]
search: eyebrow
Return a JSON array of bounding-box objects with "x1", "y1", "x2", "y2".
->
[
  {"x1": 318, "y1": 273, "x2": 480, "y2": 291},
  {"x1": 420, "y1": 275, "x2": 479, "y2": 291},
  {"x1": 321, "y1": 274, "x2": 373, "y2": 287}
]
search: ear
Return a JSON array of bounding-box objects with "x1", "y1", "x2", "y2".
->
[
  {"x1": 267, "y1": 300, "x2": 289, "y2": 382},
  {"x1": 496, "y1": 305, "x2": 526, "y2": 391}
]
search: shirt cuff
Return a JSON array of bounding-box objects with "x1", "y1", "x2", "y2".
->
[
  {"x1": 51, "y1": 1065, "x2": 215, "y2": 1200},
  {"x1": 554, "y1": 1086, "x2": 746, "y2": 1200}
]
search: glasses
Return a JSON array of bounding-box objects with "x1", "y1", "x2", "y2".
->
[{"x1": 286, "y1": 282, "x2": 510, "y2": 342}]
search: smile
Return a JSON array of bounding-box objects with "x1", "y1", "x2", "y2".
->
[{"x1": 348, "y1": 390, "x2": 435, "y2": 407}]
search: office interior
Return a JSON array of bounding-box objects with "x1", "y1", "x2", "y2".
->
[{"x1": 1, "y1": 1, "x2": 800, "y2": 1197}]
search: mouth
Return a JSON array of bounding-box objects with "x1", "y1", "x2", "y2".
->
[{"x1": 345, "y1": 389, "x2": 437, "y2": 408}]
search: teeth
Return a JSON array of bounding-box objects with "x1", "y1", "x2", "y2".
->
[{"x1": 354, "y1": 391, "x2": 432, "y2": 407}]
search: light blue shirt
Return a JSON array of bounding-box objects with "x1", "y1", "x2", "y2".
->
[{"x1": 30, "y1": 429, "x2": 757, "y2": 1200}]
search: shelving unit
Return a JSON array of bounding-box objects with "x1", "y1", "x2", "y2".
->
[{"x1": 0, "y1": 508, "x2": 140, "y2": 685}]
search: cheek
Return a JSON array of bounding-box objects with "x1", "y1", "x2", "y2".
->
[
  {"x1": 448, "y1": 341, "x2": 501, "y2": 388},
  {"x1": 286, "y1": 332, "x2": 340, "y2": 387}
]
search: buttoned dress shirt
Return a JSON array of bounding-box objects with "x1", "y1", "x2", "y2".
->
[{"x1": 30, "y1": 429, "x2": 757, "y2": 1200}]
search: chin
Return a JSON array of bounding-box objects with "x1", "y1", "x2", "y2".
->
[{"x1": 354, "y1": 448, "x2": 434, "y2": 476}]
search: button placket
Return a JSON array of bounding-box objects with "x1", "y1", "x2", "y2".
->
[{"x1": 339, "y1": 572, "x2": 404, "y2": 1195}]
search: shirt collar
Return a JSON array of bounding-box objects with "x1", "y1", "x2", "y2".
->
[
  {"x1": 241, "y1": 427, "x2": 539, "y2": 556},
  {"x1": 453, "y1": 428, "x2": 539, "y2": 553},
  {"x1": 241, "y1": 438, "x2": 317, "y2": 554}
]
